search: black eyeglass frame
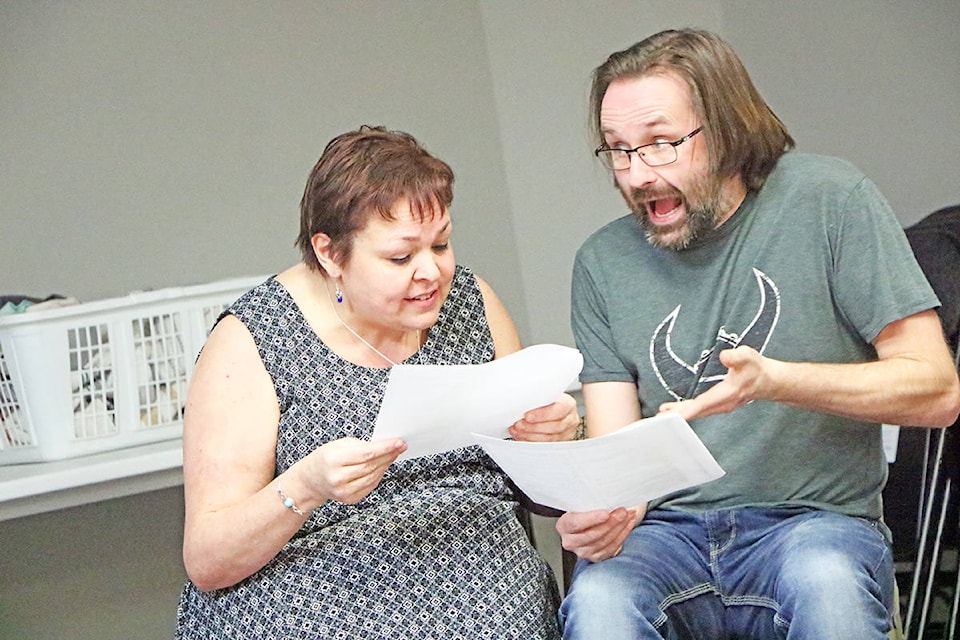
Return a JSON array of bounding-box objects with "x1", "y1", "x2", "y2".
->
[{"x1": 594, "y1": 127, "x2": 703, "y2": 170}]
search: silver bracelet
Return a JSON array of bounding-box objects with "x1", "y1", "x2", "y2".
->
[{"x1": 276, "y1": 482, "x2": 306, "y2": 517}]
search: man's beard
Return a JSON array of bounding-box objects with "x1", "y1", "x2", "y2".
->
[{"x1": 625, "y1": 171, "x2": 729, "y2": 251}]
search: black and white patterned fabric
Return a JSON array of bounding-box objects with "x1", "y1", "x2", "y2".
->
[{"x1": 175, "y1": 265, "x2": 561, "y2": 639}]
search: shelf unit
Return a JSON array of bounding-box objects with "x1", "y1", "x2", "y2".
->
[{"x1": 0, "y1": 438, "x2": 183, "y2": 522}]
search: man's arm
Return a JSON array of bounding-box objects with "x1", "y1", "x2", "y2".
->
[
  {"x1": 582, "y1": 380, "x2": 643, "y2": 436},
  {"x1": 661, "y1": 309, "x2": 960, "y2": 427},
  {"x1": 555, "y1": 380, "x2": 644, "y2": 562}
]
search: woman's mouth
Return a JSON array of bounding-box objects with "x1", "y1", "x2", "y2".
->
[{"x1": 408, "y1": 290, "x2": 437, "y2": 304}]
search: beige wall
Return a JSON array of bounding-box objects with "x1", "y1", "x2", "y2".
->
[
  {"x1": 0, "y1": 0, "x2": 526, "y2": 333},
  {"x1": 482, "y1": 0, "x2": 960, "y2": 346},
  {"x1": 1, "y1": 2, "x2": 957, "y2": 638}
]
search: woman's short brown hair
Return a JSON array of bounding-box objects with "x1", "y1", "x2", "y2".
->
[
  {"x1": 295, "y1": 126, "x2": 455, "y2": 272},
  {"x1": 590, "y1": 29, "x2": 794, "y2": 191}
]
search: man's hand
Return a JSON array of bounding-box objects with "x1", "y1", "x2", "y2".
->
[
  {"x1": 556, "y1": 505, "x2": 645, "y2": 562},
  {"x1": 659, "y1": 346, "x2": 769, "y2": 421}
]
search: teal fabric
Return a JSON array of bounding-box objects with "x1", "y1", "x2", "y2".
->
[{"x1": 571, "y1": 152, "x2": 938, "y2": 519}]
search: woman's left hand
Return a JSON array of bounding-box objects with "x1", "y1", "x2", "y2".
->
[{"x1": 508, "y1": 392, "x2": 580, "y2": 442}]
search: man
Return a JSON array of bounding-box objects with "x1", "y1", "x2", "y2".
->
[{"x1": 557, "y1": 29, "x2": 960, "y2": 639}]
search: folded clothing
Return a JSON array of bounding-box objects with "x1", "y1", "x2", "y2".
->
[{"x1": 0, "y1": 294, "x2": 79, "y2": 316}]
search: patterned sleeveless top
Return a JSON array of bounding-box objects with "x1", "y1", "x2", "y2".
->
[{"x1": 175, "y1": 265, "x2": 561, "y2": 639}]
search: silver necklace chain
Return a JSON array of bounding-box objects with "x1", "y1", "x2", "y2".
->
[{"x1": 326, "y1": 280, "x2": 419, "y2": 367}]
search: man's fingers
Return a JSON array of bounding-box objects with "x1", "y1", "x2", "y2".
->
[{"x1": 557, "y1": 510, "x2": 615, "y2": 536}]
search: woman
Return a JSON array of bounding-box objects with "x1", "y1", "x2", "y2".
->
[{"x1": 175, "y1": 126, "x2": 577, "y2": 639}]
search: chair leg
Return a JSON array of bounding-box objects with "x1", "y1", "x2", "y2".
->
[
  {"x1": 949, "y1": 550, "x2": 960, "y2": 640},
  {"x1": 905, "y1": 428, "x2": 948, "y2": 639},
  {"x1": 890, "y1": 578, "x2": 907, "y2": 640},
  {"x1": 517, "y1": 506, "x2": 536, "y2": 547},
  {"x1": 561, "y1": 548, "x2": 577, "y2": 595},
  {"x1": 918, "y1": 479, "x2": 951, "y2": 640}
]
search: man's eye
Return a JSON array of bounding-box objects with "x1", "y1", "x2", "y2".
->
[
  {"x1": 653, "y1": 139, "x2": 670, "y2": 148},
  {"x1": 433, "y1": 243, "x2": 449, "y2": 252}
]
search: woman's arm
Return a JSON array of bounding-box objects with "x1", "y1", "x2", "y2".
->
[
  {"x1": 181, "y1": 315, "x2": 404, "y2": 591},
  {"x1": 476, "y1": 275, "x2": 522, "y2": 359},
  {"x1": 181, "y1": 315, "x2": 300, "y2": 590}
]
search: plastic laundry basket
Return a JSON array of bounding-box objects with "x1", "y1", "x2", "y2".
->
[{"x1": 0, "y1": 275, "x2": 265, "y2": 464}]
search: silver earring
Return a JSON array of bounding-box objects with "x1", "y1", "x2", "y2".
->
[{"x1": 335, "y1": 283, "x2": 343, "y2": 303}]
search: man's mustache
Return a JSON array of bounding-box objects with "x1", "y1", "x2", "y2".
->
[{"x1": 629, "y1": 185, "x2": 683, "y2": 208}]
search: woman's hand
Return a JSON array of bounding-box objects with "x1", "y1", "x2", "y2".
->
[
  {"x1": 556, "y1": 505, "x2": 645, "y2": 562},
  {"x1": 297, "y1": 437, "x2": 407, "y2": 505},
  {"x1": 509, "y1": 392, "x2": 580, "y2": 442}
]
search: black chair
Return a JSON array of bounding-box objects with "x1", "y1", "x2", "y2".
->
[
  {"x1": 884, "y1": 342, "x2": 960, "y2": 639},
  {"x1": 892, "y1": 205, "x2": 960, "y2": 639},
  {"x1": 513, "y1": 482, "x2": 577, "y2": 594}
]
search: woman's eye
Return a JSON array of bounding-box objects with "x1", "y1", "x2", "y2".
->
[
  {"x1": 390, "y1": 255, "x2": 411, "y2": 264},
  {"x1": 432, "y1": 243, "x2": 449, "y2": 252}
]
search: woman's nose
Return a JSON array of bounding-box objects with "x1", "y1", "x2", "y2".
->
[{"x1": 413, "y1": 253, "x2": 441, "y2": 280}]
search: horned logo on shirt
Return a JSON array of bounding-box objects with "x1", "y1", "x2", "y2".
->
[{"x1": 650, "y1": 268, "x2": 781, "y2": 401}]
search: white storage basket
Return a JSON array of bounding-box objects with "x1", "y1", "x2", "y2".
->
[{"x1": 0, "y1": 275, "x2": 266, "y2": 464}]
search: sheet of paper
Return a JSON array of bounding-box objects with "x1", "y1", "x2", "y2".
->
[
  {"x1": 473, "y1": 412, "x2": 725, "y2": 512},
  {"x1": 372, "y1": 344, "x2": 583, "y2": 461},
  {"x1": 882, "y1": 424, "x2": 900, "y2": 463}
]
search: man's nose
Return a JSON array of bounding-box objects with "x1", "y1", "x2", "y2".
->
[{"x1": 626, "y1": 155, "x2": 659, "y2": 189}]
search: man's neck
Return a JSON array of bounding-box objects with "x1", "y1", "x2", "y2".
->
[{"x1": 715, "y1": 175, "x2": 749, "y2": 228}]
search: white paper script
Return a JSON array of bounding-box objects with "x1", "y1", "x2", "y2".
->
[
  {"x1": 372, "y1": 344, "x2": 583, "y2": 461},
  {"x1": 474, "y1": 412, "x2": 725, "y2": 512}
]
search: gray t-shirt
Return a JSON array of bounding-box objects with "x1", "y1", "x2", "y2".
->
[{"x1": 572, "y1": 152, "x2": 939, "y2": 519}]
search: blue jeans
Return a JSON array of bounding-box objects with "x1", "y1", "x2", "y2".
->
[{"x1": 558, "y1": 506, "x2": 894, "y2": 639}]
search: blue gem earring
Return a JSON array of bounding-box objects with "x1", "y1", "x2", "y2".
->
[{"x1": 335, "y1": 282, "x2": 343, "y2": 303}]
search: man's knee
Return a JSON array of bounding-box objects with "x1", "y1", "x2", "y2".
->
[
  {"x1": 776, "y1": 548, "x2": 892, "y2": 635},
  {"x1": 782, "y1": 518, "x2": 891, "y2": 593},
  {"x1": 563, "y1": 561, "x2": 638, "y2": 612}
]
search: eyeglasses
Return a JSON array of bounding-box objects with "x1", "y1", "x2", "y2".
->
[{"x1": 594, "y1": 127, "x2": 703, "y2": 171}]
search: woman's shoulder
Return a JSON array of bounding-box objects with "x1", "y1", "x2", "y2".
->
[
  {"x1": 432, "y1": 265, "x2": 496, "y2": 363},
  {"x1": 227, "y1": 274, "x2": 291, "y2": 322},
  {"x1": 448, "y1": 264, "x2": 481, "y2": 299}
]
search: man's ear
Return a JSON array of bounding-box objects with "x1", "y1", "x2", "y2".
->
[{"x1": 311, "y1": 233, "x2": 341, "y2": 277}]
